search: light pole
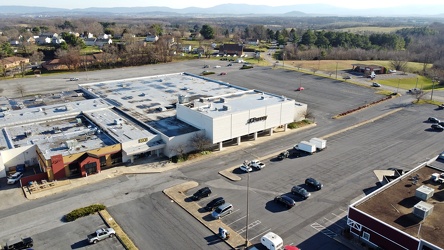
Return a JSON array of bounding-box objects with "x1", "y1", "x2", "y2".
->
[
  {"x1": 335, "y1": 62, "x2": 338, "y2": 79},
  {"x1": 282, "y1": 52, "x2": 285, "y2": 68},
  {"x1": 431, "y1": 77, "x2": 438, "y2": 101},
  {"x1": 245, "y1": 171, "x2": 250, "y2": 249},
  {"x1": 396, "y1": 78, "x2": 400, "y2": 94}
]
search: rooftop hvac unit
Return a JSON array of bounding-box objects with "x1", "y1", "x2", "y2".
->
[
  {"x1": 24, "y1": 130, "x2": 32, "y2": 137},
  {"x1": 415, "y1": 185, "x2": 434, "y2": 201},
  {"x1": 76, "y1": 118, "x2": 82, "y2": 124},
  {"x1": 65, "y1": 139, "x2": 78, "y2": 149},
  {"x1": 223, "y1": 105, "x2": 231, "y2": 111},
  {"x1": 220, "y1": 98, "x2": 226, "y2": 103},
  {"x1": 178, "y1": 94, "x2": 189, "y2": 104},
  {"x1": 413, "y1": 201, "x2": 434, "y2": 220},
  {"x1": 115, "y1": 119, "x2": 123, "y2": 125}
]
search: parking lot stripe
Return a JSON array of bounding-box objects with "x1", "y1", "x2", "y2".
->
[
  {"x1": 227, "y1": 215, "x2": 247, "y2": 226},
  {"x1": 249, "y1": 228, "x2": 271, "y2": 241},
  {"x1": 236, "y1": 220, "x2": 261, "y2": 234},
  {"x1": 310, "y1": 222, "x2": 337, "y2": 238},
  {"x1": 323, "y1": 217, "x2": 344, "y2": 230}
]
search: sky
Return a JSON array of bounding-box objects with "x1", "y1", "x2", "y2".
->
[{"x1": 4, "y1": 0, "x2": 444, "y2": 9}]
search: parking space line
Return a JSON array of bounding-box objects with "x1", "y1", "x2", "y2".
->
[
  {"x1": 227, "y1": 215, "x2": 247, "y2": 226},
  {"x1": 236, "y1": 220, "x2": 261, "y2": 234},
  {"x1": 339, "y1": 208, "x2": 348, "y2": 213},
  {"x1": 311, "y1": 222, "x2": 337, "y2": 238},
  {"x1": 323, "y1": 217, "x2": 344, "y2": 230},
  {"x1": 249, "y1": 228, "x2": 271, "y2": 241}
]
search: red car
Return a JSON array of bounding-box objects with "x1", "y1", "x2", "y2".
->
[{"x1": 296, "y1": 86, "x2": 304, "y2": 91}]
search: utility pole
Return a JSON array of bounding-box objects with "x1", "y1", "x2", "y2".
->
[
  {"x1": 431, "y1": 77, "x2": 438, "y2": 101},
  {"x1": 397, "y1": 78, "x2": 400, "y2": 94}
]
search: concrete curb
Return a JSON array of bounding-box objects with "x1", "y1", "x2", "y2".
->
[
  {"x1": 99, "y1": 209, "x2": 138, "y2": 250},
  {"x1": 219, "y1": 123, "x2": 317, "y2": 182},
  {"x1": 163, "y1": 181, "x2": 249, "y2": 250}
]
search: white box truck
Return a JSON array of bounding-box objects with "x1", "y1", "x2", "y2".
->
[
  {"x1": 261, "y1": 232, "x2": 284, "y2": 250},
  {"x1": 309, "y1": 138, "x2": 327, "y2": 151},
  {"x1": 294, "y1": 141, "x2": 316, "y2": 154}
]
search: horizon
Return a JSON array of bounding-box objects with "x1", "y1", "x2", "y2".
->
[{"x1": 2, "y1": 0, "x2": 444, "y2": 10}]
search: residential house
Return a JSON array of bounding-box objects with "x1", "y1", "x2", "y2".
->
[
  {"x1": 145, "y1": 35, "x2": 159, "y2": 42},
  {"x1": 97, "y1": 34, "x2": 111, "y2": 39},
  {"x1": 25, "y1": 36, "x2": 35, "y2": 44},
  {"x1": 9, "y1": 39, "x2": 20, "y2": 46},
  {"x1": 188, "y1": 32, "x2": 201, "y2": 40},
  {"x1": 246, "y1": 39, "x2": 260, "y2": 46},
  {"x1": 35, "y1": 37, "x2": 52, "y2": 45},
  {"x1": 95, "y1": 38, "x2": 112, "y2": 48},
  {"x1": 219, "y1": 43, "x2": 244, "y2": 56},
  {"x1": 52, "y1": 37, "x2": 65, "y2": 45},
  {"x1": 41, "y1": 59, "x2": 69, "y2": 71},
  {"x1": 0, "y1": 57, "x2": 30, "y2": 70},
  {"x1": 84, "y1": 38, "x2": 97, "y2": 46},
  {"x1": 181, "y1": 45, "x2": 192, "y2": 53},
  {"x1": 40, "y1": 32, "x2": 58, "y2": 38},
  {"x1": 196, "y1": 46, "x2": 205, "y2": 55}
]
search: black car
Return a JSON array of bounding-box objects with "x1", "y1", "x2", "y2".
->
[
  {"x1": 305, "y1": 177, "x2": 323, "y2": 190},
  {"x1": 431, "y1": 124, "x2": 444, "y2": 131},
  {"x1": 278, "y1": 150, "x2": 290, "y2": 160},
  {"x1": 428, "y1": 117, "x2": 440, "y2": 123},
  {"x1": 274, "y1": 195, "x2": 295, "y2": 208},
  {"x1": 291, "y1": 186, "x2": 311, "y2": 199},
  {"x1": 205, "y1": 197, "x2": 225, "y2": 211},
  {"x1": 3, "y1": 237, "x2": 33, "y2": 250},
  {"x1": 192, "y1": 187, "x2": 212, "y2": 200}
]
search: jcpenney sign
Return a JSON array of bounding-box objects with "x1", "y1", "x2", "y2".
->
[{"x1": 247, "y1": 116, "x2": 268, "y2": 124}]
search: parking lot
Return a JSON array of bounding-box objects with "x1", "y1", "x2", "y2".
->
[{"x1": 2, "y1": 60, "x2": 444, "y2": 249}]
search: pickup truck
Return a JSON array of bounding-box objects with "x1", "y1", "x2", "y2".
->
[
  {"x1": 1, "y1": 237, "x2": 33, "y2": 250},
  {"x1": 87, "y1": 228, "x2": 116, "y2": 244},
  {"x1": 249, "y1": 160, "x2": 265, "y2": 170}
]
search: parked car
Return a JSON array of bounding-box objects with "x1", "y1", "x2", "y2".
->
[
  {"x1": 388, "y1": 69, "x2": 397, "y2": 73},
  {"x1": 7, "y1": 172, "x2": 23, "y2": 184},
  {"x1": 305, "y1": 177, "x2": 323, "y2": 190},
  {"x1": 239, "y1": 164, "x2": 253, "y2": 173},
  {"x1": 296, "y1": 86, "x2": 304, "y2": 91},
  {"x1": 408, "y1": 88, "x2": 422, "y2": 94},
  {"x1": 211, "y1": 203, "x2": 233, "y2": 219},
  {"x1": 220, "y1": 72, "x2": 227, "y2": 75},
  {"x1": 205, "y1": 197, "x2": 225, "y2": 211},
  {"x1": 203, "y1": 65, "x2": 209, "y2": 68},
  {"x1": 431, "y1": 124, "x2": 444, "y2": 131},
  {"x1": 227, "y1": 63, "x2": 233, "y2": 66},
  {"x1": 2, "y1": 237, "x2": 33, "y2": 250},
  {"x1": 249, "y1": 160, "x2": 265, "y2": 170},
  {"x1": 428, "y1": 117, "x2": 440, "y2": 123},
  {"x1": 343, "y1": 75, "x2": 352, "y2": 79},
  {"x1": 192, "y1": 187, "x2": 212, "y2": 200},
  {"x1": 278, "y1": 150, "x2": 290, "y2": 160},
  {"x1": 274, "y1": 195, "x2": 296, "y2": 208},
  {"x1": 69, "y1": 77, "x2": 79, "y2": 81},
  {"x1": 87, "y1": 228, "x2": 115, "y2": 244},
  {"x1": 214, "y1": 65, "x2": 221, "y2": 68},
  {"x1": 291, "y1": 186, "x2": 311, "y2": 199},
  {"x1": 372, "y1": 82, "x2": 381, "y2": 87}
]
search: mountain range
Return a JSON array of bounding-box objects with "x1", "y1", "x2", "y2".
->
[{"x1": 0, "y1": 4, "x2": 444, "y2": 17}]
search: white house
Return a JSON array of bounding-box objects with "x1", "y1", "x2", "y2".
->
[
  {"x1": 145, "y1": 35, "x2": 159, "y2": 42},
  {"x1": 95, "y1": 38, "x2": 112, "y2": 48},
  {"x1": 181, "y1": 45, "x2": 192, "y2": 53},
  {"x1": 35, "y1": 37, "x2": 52, "y2": 45}
]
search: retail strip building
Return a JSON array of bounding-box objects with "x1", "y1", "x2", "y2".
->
[{"x1": 0, "y1": 73, "x2": 306, "y2": 180}]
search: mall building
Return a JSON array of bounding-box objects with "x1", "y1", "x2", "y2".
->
[{"x1": 0, "y1": 73, "x2": 307, "y2": 180}]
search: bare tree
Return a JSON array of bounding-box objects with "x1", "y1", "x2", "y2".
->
[
  {"x1": 29, "y1": 51, "x2": 44, "y2": 66},
  {"x1": 310, "y1": 68, "x2": 318, "y2": 75},
  {"x1": 15, "y1": 84, "x2": 26, "y2": 97},
  {"x1": 295, "y1": 63, "x2": 303, "y2": 71},
  {"x1": 390, "y1": 54, "x2": 409, "y2": 72},
  {"x1": 189, "y1": 133, "x2": 212, "y2": 152},
  {"x1": 172, "y1": 143, "x2": 188, "y2": 161}
]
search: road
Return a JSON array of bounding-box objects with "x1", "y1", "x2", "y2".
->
[{"x1": 1, "y1": 60, "x2": 443, "y2": 249}]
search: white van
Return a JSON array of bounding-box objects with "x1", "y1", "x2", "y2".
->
[
  {"x1": 211, "y1": 203, "x2": 233, "y2": 219},
  {"x1": 261, "y1": 232, "x2": 284, "y2": 250}
]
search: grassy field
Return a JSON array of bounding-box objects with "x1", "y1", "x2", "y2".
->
[
  {"x1": 284, "y1": 60, "x2": 430, "y2": 73},
  {"x1": 377, "y1": 76, "x2": 444, "y2": 91},
  {"x1": 334, "y1": 26, "x2": 413, "y2": 33}
]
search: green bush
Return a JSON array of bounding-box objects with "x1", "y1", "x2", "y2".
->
[{"x1": 65, "y1": 204, "x2": 106, "y2": 222}]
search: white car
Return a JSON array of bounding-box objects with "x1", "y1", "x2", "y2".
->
[
  {"x1": 70, "y1": 78, "x2": 79, "y2": 81},
  {"x1": 239, "y1": 164, "x2": 253, "y2": 173},
  {"x1": 214, "y1": 65, "x2": 221, "y2": 68},
  {"x1": 250, "y1": 160, "x2": 265, "y2": 170},
  {"x1": 7, "y1": 172, "x2": 23, "y2": 184}
]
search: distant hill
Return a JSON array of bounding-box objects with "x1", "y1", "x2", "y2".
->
[{"x1": 0, "y1": 4, "x2": 444, "y2": 17}]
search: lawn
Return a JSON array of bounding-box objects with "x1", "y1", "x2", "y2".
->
[
  {"x1": 377, "y1": 76, "x2": 444, "y2": 91},
  {"x1": 283, "y1": 60, "x2": 430, "y2": 73}
]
